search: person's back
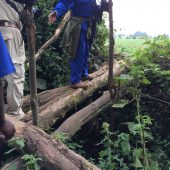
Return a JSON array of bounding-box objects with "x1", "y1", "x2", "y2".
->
[
  {"x1": 0, "y1": 0, "x2": 26, "y2": 119},
  {"x1": 0, "y1": 0, "x2": 24, "y2": 30},
  {"x1": 74, "y1": 0, "x2": 98, "y2": 16}
]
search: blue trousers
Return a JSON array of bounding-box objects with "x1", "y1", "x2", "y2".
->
[{"x1": 70, "y1": 29, "x2": 89, "y2": 84}]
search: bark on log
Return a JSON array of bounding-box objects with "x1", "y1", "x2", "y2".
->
[
  {"x1": 54, "y1": 91, "x2": 112, "y2": 138},
  {"x1": 22, "y1": 65, "x2": 107, "y2": 120},
  {"x1": 22, "y1": 65, "x2": 108, "y2": 113},
  {"x1": 22, "y1": 61, "x2": 125, "y2": 129},
  {"x1": 5, "y1": 115, "x2": 100, "y2": 170},
  {"x1": 22, "y1": 86, "x2": 73, "y2": 113}
]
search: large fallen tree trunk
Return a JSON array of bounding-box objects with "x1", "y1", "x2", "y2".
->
[
  {"x1": 22, "y1": 65, "x2": 108, "y2": 113},
  {"x1": 54, "y1": 91, "x2": 112, "y2": 138},
  {"x1": 22, "y1": 86, "x2": 74, "y2": 113},
  {"x1": 4, "y1": 115, "x2": 100, "y2": 170},
  {"x1": 23, "y1": 126, "x2": 100, "y2": 170},
  {"x1": 23, "y1": 61, "x2": 125, "y2": 129}
]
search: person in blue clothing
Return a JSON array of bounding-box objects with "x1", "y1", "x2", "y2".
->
[{"x1": 49, "y1": 0, "x2": 103, "y2": 89}]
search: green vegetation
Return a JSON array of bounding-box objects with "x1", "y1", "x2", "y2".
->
[
  {"x1": 115, "y1": 38, "x2": 146, "y2": 55},
  {"x1": 26, "y1": 2, "x2": 170, "y2": 168},
  {"x1": 9, "y1": 0, "x2": 170, "y2": 169},
  {"x1": 100, "y1": 35, "x2": 170, "y2": 169},
  {"x1": 22, "y1": 3, "x2": 170, "y2": 168},
  {"x1": 5, "y1": 137, "x2": 42, "y2": 170},
  {"x1": 67, "y1": 35, "x2": 170, "y2": 170}
]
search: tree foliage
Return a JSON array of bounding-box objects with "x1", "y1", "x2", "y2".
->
[{"x1": 97, "y1": 35, "x2": 170, "y2": 169}]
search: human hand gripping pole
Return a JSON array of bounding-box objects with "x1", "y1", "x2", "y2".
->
[
  {"x1": 35, "y1": 11, "x2": 71, "y2": 60},
  {"x1": 48, "y1": 11, "x2": 58, "y2": 24}
]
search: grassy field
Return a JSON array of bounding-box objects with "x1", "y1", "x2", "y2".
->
[{"x1": 115, "y1": 38, "x2": 146, "y2": 55}]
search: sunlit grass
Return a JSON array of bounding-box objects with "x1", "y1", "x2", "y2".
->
[{"x1": 115, "y1": 38, "x2": 146, "y2": 55}]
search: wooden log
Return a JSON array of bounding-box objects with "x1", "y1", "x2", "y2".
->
[
  {"x1": 39, "y1": 61, "x2": 123, "y2": 128},
  {"x1": 54, "y1": 91, "x2": 112, "y2": 138},
  {"x1": 22, "y1": 86, "x2": 74, "y2": 122},
  {"x1": 21, "y1": 65, "x2": 109, "y2": 120},
  {"x1": 22, "y1": 86, "x2": 73, "y2": 113},
  {"x1": 22, "y1": 65, "x2": 108, "y2": 113},
  {"x1": 21, "y1": 61, "x2": 125, "y2": 128},
  {"x1": 89, "y1": 64, "x2": 108, "y2": 78},
  {"x1": 23, "y1": 126, "x2": 100, "y2": 170},
  {"x1": 5, "y1": 115, "x2": 100, "y2": 170},
  {"x1": 24, "y1": 60, "x2": 125, "y2": 129}
]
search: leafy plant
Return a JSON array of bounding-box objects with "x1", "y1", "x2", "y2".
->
[
  {"x1": 22, "y1": 154, "x2": 42, "y2": 170},
  {"x1": 53, "y1": 132, "x2": 86, "y2": 155},
  {"x1": 97, "y1": 35, "x2": 170, "y2": 168},
  {"x1": 5, "y1": 137, "x2": 42, "y2": 170},
  {"x1": 98, "y1": 123, "x2": 129, "y2": 170},
  {"x1": 5, "y1": 137, "x2": 25, "y2": 154}
]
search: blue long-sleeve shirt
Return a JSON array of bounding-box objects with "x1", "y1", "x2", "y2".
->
[
  {"x1": 53, "y1": 0, "x2": 98, "y2": 18},
  {"x1": 53, "y1": 0, "x2": 99, "y2": 31}
]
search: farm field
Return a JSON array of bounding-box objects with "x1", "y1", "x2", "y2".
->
[{"x1": 115, "y1": 38, "x2": 146, "y2": 55}]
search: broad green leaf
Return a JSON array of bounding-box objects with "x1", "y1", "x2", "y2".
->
[
  {"x1": 133, "y1": 148, "x2": 143, "y2": 158},
  {"x1": 8, "y1": 137, "x2": 25, "y2": 149},
  {"x1": 22, "y1": 154, "x2": 34, "y2": 160},
  {"x1": 131, "y1": 158, "x2": 143, "y2": 168},
  {"x1": 118, "y1": 133, "x2": 130, "y2": 141},
  {"x1": 126, "y1": 122, "x2": 141, "y2": 134},
  {"x1": 112, "y1": 99, "x2": 129, "y2": 108},
  {"x1": 149, "y1": 161, "x2": 159, "y2": 170},
  {"x1": 144, "y1": 131, "x2": 154, "y2": 140},
  {"x1": 141, "y1": 78, "x2": 151, "y2": 84},
  {"x1": 160, "y1": 70, "x2": 170, "y2": 76},
  {"x1": 119, "y1": 74, "x2": 134, "y2": 80},
  {"x1": 121, "y1": 141, "x2": 131, "y2": 155},
  {"x1": 99, "y1": 150, "x2": 108, "y2": 157}
]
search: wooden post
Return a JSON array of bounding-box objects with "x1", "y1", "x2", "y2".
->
[
  {"x1": 26, "y1": 5, "x2": 39, "y2": 126},
  {"x1": 0, "y1": 79, "x2": 5, "y2": 124},
  {"x1": 0, "y1": 79, "x2": 15, "y2": 140},
  {"x1": 108, "y1": 0, "x2": 115, "y2": 99}
]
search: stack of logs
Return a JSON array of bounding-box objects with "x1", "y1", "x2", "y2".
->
[{"x1": 1, "y1": 60, "x2": 125, "y2": 170}]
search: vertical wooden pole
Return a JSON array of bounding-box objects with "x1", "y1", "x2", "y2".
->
[
  {"x1": 0, "y1": 79, "x2": 5, "y2": 124},
  {"x1": 0, "y1": 78, "x2": 15, "y2": 139},
  {"x1": 26, "y1": 5, "x2": 39, "y2": 126},
  {"x1": 108, "y1": 0, "x2": 115, "y2": 99}
]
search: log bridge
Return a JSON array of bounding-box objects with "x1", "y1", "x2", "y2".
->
[{"x1": 1, "y1": 61, "x2": 125, "y2": 170}]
